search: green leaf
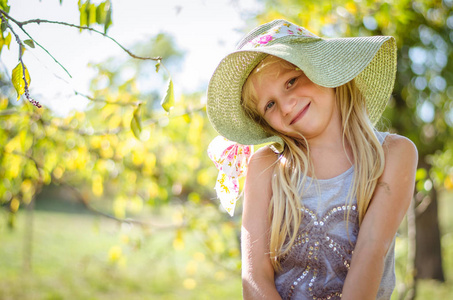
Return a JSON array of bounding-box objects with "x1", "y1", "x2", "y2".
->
[
  {"x1": 12, "y1": 63, "x2": 31, "y2": 101},
  {"x1": 79, "y1": 0, "x2": 88, "y2": 29},
  {"x1": 161, "y1": 78, "x2": 174, "y2": 113},
  {"x1": 103, "y1": 1, "x2": 112, "y2": 34},
  {"x1": 96, "y1": 2, "x2": 106, "y2": 24},
  {"x1": 0, "y1": 0, "x2": 10, "y2": 12},
  {"x1": 155, "y1": 62, "x2": 161, "y2": 73},
  {"x1": 23, "y1": 39, "x2": 35, "y2": 48},
  {"x1": 5, "y1": 32, "x2": 11, "y2": 49},
  {"x1": 0, "y1": 31, "x2": 8, "y2": 54},
  {"x1": 131, "y1": 104, "x2": 142, "y2": 140},
  {"x1": 183, "y1": 113, "x2": 191, "y2": 123},
  {"x1": 88, "y1": 3, "x2": 97, "y2": 25},
  {"x1": 415, "y1": 168, "x2": 427, "y2": 181}
]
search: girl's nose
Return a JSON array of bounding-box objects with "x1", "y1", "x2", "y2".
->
[{"x1": 280, "y1": 96, "x2": 296, "y2": 116}]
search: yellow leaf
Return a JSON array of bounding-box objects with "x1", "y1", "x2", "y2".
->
[
  {"x1": 185, "y1": 261, "x2": 197, "y2": 275},
  {"x1": 5, "y1": 33, "x2": 11, "y2": 49},
  {"x1": 131, "y1": 104, "x2": 142, "y2": 140},
  {"x1": 12, "y1": 63, "x2": 31, "y2": 101},
  {"x1": 173, "y1": 229, "x2": 185, "y2": 250},
  {"x1": 445, "y1": 175, "x2": 453, "y2": 190},
  {"x1": 10, "y1": 197, "x2": 20, "y2": 213},
  {"x1": 345, "y1": 1, "x2": 357, "y2": 14},
  {"x1": 193, "y1": 252, "x2": 205, "y2": 262},
  {"x1": 89, "y1": 3, "x2": 97, "y2": 25},
  {"x1": 182, "y1": 278, "x2": 196, "y2": 290},
  {"x1": 108, "y1": 246, "x2": 122, "y2": 262},
  {"x1": 113, "y1": 197, "x2": 126, "y2": 219},
  {"x1": 92, "y1": 174, "x2": 104, "y2": 196},
  {"x1": 183, "y1": 113, "x2": 191, "y2": 123},
  {"x1": 0, "y1": 97, "x2": 8, "y2": 109},
  {"x1": 161, "y1": 78, "x2": 174, "y2": 112},
  {"x1": 53, "y1": 166, "x2": 64, "y2": 179}
]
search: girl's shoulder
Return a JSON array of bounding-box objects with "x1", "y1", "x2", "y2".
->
[
  {"x1": 380, "y1": 133, "x2": 418, "y2": 190},
  {"x1": 244, "y1": 146, "x2": 278, "y2": 204},
  {"x1": 382, "y1": 133, "x2": 418, "y2": 161},
  {"x1": 247, "y1": 145, "x2": 279, "y2": 177}
]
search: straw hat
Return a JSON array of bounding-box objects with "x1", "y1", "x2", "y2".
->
[{"x1": 207, "y1": 19, "x2": 397, "y2": 147}]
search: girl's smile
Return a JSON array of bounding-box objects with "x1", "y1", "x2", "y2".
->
[{"x1": 289, "y1": 102, "x2": 311, "y2": 125}]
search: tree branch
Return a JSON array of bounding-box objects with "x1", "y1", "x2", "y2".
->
[
  {"x1": 0, "y1": 8, "x2": 71, "y2": 80},
  {"x1": 0, "y1": 9, "x2": 162, "y2": 62},
  {"x1": 0, "y1": 12, "x2": 41, "y2": 108},
  {"x1": 74, "y1": 90, "x2": 141, "y2": 107},
  {"x1": 11, "y1": 150, "x2": 45, "y2": 183},
  {"x1": 59, "y1": 181, "x2": 186, "y2": 230},
  {"x1": 40, "y1": 118, "x2": 126, "y2": 136},
  {"x1": 0, "y1": 8, "x2": 167, "y2": 110}
]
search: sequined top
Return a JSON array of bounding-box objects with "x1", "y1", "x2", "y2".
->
[{"x1": 274, "y1": 131, "x2": 395, "y2": 300}]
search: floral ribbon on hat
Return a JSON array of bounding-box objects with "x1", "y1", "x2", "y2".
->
[
  {"x1": 243, "y1": 22, "x2": 318, "y2": 50},
  {"x1": 207, "y1": 136, "x2": 253, "y2": 216}
]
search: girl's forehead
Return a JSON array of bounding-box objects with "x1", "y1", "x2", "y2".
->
[{"x1": 256, "y1": 64, "x2": 295, "y2": 81}]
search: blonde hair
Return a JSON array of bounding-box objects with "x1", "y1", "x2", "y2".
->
[{"x1": 241, "y1": 55, "x2": 385, "y2": 271}]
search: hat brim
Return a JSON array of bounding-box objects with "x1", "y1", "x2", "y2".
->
[{"x1": 207, "y1": 36, "x2": 397, "y2": 146}]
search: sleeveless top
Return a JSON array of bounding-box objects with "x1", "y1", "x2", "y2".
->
[{"x1": 274, "y1": 131, "x2": 395, "y2": 300}]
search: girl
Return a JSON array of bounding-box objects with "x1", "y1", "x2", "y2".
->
[{"x1": 207, "y1": 19, "x2": 417, "y2": 299}]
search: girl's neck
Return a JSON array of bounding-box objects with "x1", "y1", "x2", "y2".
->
[{"x1": 303, "y1": 109, "x2": 353, "y2": 179}]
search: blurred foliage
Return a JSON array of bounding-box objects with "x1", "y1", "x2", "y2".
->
[
  {"x1": 0, "y1": 0, "x2": 244, "y2": 276},
  {"x1": 0, "y1": 1, "x2": 247, "y2": 286},
  {"x1": 0, "y1": 31, "x2": 220, "y2": 220}
]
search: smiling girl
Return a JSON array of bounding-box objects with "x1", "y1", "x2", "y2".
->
[{"x1": 207, "y1": 19, "x2": 418, "y2": 300}]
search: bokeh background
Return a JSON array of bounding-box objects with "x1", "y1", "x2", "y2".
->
[{"x1": 1, "y1": 0, "x2": 452, "y2": 299}]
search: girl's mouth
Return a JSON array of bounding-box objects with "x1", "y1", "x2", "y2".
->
[{"x1": 290, "y1": 102, "x2": 311, "y2": 125}]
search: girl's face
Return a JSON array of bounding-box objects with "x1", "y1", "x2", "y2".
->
[{"x1": 251, "y1": 62, "x2": 338, "y2": 140}]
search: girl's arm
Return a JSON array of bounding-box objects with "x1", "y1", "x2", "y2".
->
[
  {"x1": 241, "y1": 146, "x2": 283, "y2": 300},
  {"x1": 342, "y1": 134, "x2": 418, "y2": 299}
]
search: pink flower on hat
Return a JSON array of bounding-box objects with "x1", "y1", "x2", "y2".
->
[{"x1": 257, "y1": 34, "x2": 273, "y2": 44}]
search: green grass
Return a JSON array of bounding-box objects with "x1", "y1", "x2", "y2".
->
[
  {"x1": 0, "y1": 208, "x2": 242, "y2": 300},
  {"x1": 1, "y1": 190, "x2": 452, "y2": 300}
]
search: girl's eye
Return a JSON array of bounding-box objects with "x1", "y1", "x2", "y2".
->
[
  {"x1": 287, "y1": 77, "x2": 297, "y2": 88},
  {"x1": 264, "y1": 101, "x2": 275, "y2": 112}
]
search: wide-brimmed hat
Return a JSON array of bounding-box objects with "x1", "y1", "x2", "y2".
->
[{"x1": 207, "y1": 19, "x2": 397, "y2": 147}]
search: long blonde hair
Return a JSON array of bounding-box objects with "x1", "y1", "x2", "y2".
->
[{"x1": 241, "y1": 55, "x2": 385, "y2": 271}]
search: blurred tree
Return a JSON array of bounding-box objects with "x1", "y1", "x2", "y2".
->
[
  {"x1": 252, "y1": 0, "x2": 453, "y2": 297},
  {"x1": 0, "y1": 0, "x2": 242, "y2": 276}
]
